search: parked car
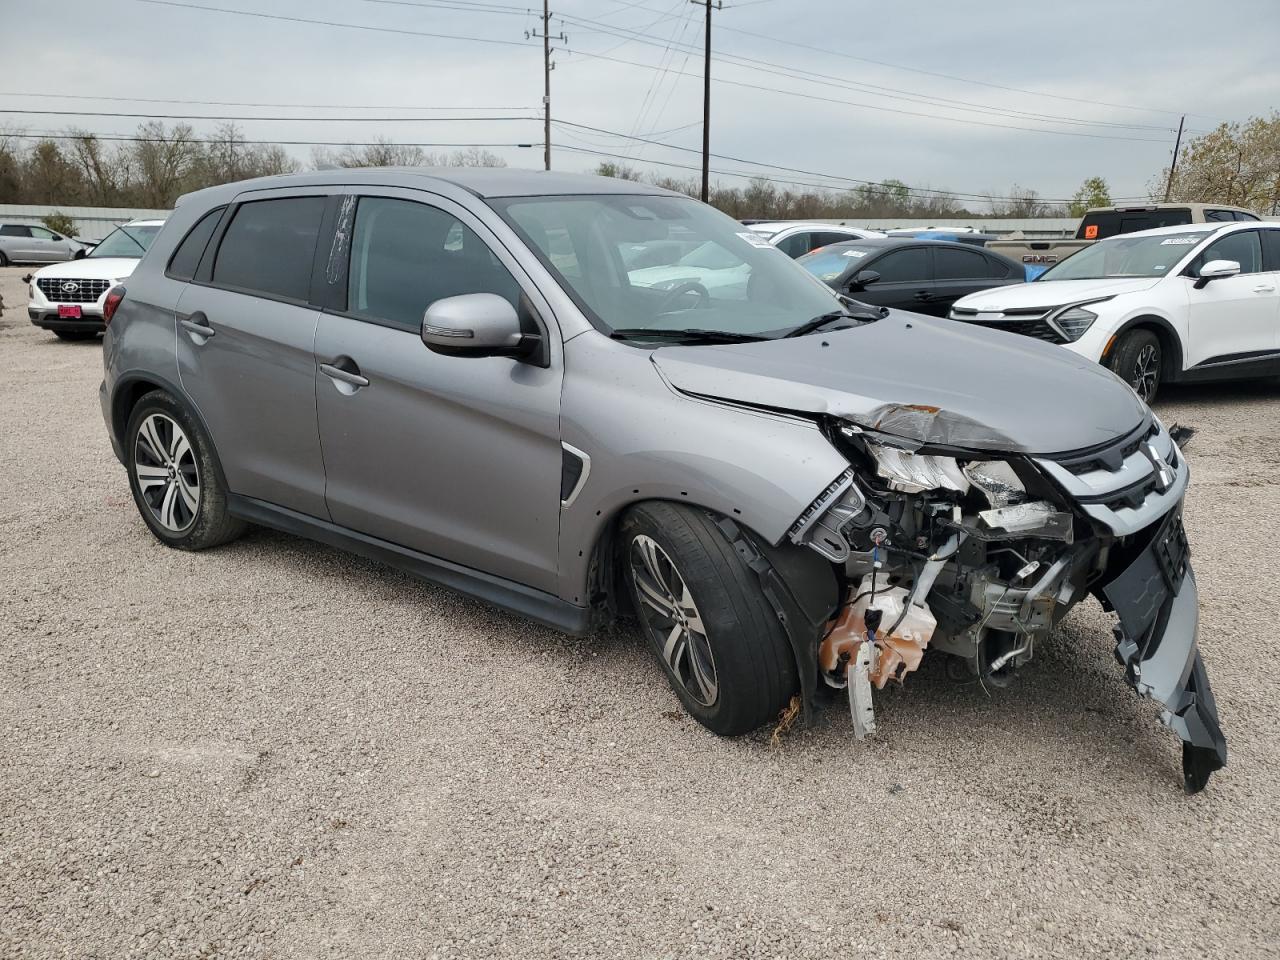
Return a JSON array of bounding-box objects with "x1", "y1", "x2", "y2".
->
[
  {"x1": 99, "y1": 169, "x2": 1224, "y2": 791},
  {"x1": 0, "y1": 222, "x2": 87, "y2": 265},
  {"x1": 949, "y1": 220, "x2": 1280, "y2": 401},
  {"x1": 743, "y1": 220, "x2": 886, "y2": 258},
  {"x1": 28, "y1": 219, "x2": 165, "y2": 340},
  {"x1": 626, "y1": 240, "x2": 750, "y2": 299},
  {"x1": 797, "y1": 238, "x2": 1024, "y2": 316},
  {"x1": 885, "y1": 227, "x2": 1000, "y2": 248},
  {"x1": 987, "y1": 202, "x2": 1263, "y2": 279}
]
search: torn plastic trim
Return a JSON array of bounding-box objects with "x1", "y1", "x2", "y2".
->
[
  {"x1": 1101, "y1": 505, "x2": 1225, "y2": 793},
  {"x1": 717, "y1": 516, "x2": 839, "y2": 728},
  {"x1": 786, "y1": 468, "x2": 868, "y2": 562}
]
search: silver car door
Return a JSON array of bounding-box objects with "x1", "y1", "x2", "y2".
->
[
  {"x1": 313, "y1": 188, "x2": 564, "y2": 593},
  {"x1": 174, "y1": 191, "x2": 330, "y2": 518}
]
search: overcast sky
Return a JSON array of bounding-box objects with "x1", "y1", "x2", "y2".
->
[{"x1": 5, "y1": 0, "x2": 1279, "y2": 206}]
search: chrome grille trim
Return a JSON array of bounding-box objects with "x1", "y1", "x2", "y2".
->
[
  {"x1": 1034, "y1": 421, "x2": 1186, "y2": 537},
  {"x1": 36, "y1": 277, "x2": 112, "y2": 304}
]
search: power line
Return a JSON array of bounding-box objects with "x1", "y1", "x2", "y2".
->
[
  {"x1": 355, "y1": 0, "x2": 1192, "y2": 131},
  {"x1": 0, "y1": 91, "x2": 533, "y2": 111},
  {"x1": 0, "y1": 109, "x2": 537, "y2": 123},
  {"x1": 558, "y1": 46, "x2": 1177, "y2": 142},
  {"x1": 556, "y1": 12, "x2": 1175, "y2": 132},
  {"x1": 125, "y1": 0, "x2": 1193, "y2": 143},
  {"x1": 3, "y1": 131, "x2": 536, "y2": 149},
  {"x1": 566, "y1": 0, "x2": 1222, "y2": 121},
  {"x1": 551, "y1": 120, "x2": 1147, "y2": 203},
  {"x1": 133, "y1": 0, "x2": 536, "y2": 48}
]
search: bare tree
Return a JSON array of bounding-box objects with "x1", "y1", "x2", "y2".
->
[{"x1": 130, "y1": 122, "x2": 200, "y2": 207}]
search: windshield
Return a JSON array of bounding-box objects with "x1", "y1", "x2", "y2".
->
[
  {"x1": 797, "y1": 245, "x2": 876, "y2": 282},
  {"x1": 1037, "y1": 231, "x2": 1206, "y2": 281},
  {"x1": 89, "y1": 223, "x2": 161, "y2": 258},
  {"x1": 491, "y1": 195, "x2": 842, "y2": 338}
]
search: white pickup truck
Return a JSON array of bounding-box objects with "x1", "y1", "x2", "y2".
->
[{"x1": 988, "y1": 202, "x2": 1263, "y2": 278}]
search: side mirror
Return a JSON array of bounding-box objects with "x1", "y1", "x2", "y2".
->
[
  {"x1": 849, "y1": 269, "x2": 881, "y2": 290},
  {"x1": 421, "y1": 292, "x2": 538, "y2": 359},
  {"x1": 1193, "y1": 259, "x2": 1241, "y2": 288},
  {"x1": 50, "y1": 233, "x2": 63, "y2": 241}
]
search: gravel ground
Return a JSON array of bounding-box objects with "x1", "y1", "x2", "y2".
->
[{"x1": 1, "y1": 264, "x2": 1278, "y2": 959}]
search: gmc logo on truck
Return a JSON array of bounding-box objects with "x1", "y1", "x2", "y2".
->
[{"x1": 1023, "y1": 254, "x2": 1059, "y2": 264}]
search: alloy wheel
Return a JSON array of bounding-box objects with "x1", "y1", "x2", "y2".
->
[
  {"x1": 629, "y1": 535, "x2": 719, "y2": 706},
  {"x1": 133, "y1": 413, "x2": 200, "y2": 532},
  {"x1": 1132, "y1": 343, "x2": 1160, "y2": 401}
]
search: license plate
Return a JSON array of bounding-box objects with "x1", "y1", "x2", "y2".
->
[{"x1": 57, "y1": 304, "x2": 82, "y2": 319}]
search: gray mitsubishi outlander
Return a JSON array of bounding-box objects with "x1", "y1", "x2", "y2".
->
[{"x1": 98, "y1": 169, "x2": 1226, "y2": 791}]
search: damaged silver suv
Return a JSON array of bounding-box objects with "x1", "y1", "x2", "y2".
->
[{"x1": 98, "y1": 169, "x2": 1225, "y2": 792}]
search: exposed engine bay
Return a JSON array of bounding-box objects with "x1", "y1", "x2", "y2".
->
[{"x1": 784, "y1": 409, "x2": 1227, "y2": 793}]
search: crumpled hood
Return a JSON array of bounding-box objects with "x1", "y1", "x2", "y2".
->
[
  {"x1": 651, "y1": 312, "x2": 1148, "y2": 454},
  {"x1": 33, "y1": 257, "x2": 141, "y2": 282},
  {"x1": 955, "y1": 276, "x2": 1160, "y2": 312}
]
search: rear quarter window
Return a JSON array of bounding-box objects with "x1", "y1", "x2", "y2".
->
[
  {"x1": 166, "y1": 207, "x2": 226, "y2": 282},
  {"x1": 212, "y1": 197, "x2": 326, "y2": 302}
]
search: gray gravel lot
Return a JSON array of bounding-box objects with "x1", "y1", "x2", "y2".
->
[{"x1": 1, "y1": 263, "x2": 1278, "y2": 959}]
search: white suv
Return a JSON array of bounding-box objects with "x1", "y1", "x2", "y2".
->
[
  {"x1": 28, "y1": 219, "x2": 165, "y2": 340},
  {"x1": 948, "y1": 221, "x2": 1280, "y2": 400}
]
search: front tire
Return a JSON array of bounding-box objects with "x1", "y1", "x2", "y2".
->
[
  {"x1": 0, "y1": 251, "x2": 8, "y2": 267},
  {"x1": 621, "y1": 502, "x2": 797, "y2": 735},
  {"x1": 53, "y1": 330, "x2": 99, "y2": 342},
  {"x1": 1108, "y1": 328, "x2": 1162, "y2": 402},
  {"x1": 125, "y1": 391, "x2": 245, "y2": 550}
]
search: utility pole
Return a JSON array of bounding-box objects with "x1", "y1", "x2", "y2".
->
[
  {"x1": 693, "y1": 0, "x2": 721, "y2": 203},
  {"x1": 1164, "y1": 115, "x2": 1185, "y2": 202},
  {"x1": 528, "y1": 3, "x2": 566, "y2": 171}
]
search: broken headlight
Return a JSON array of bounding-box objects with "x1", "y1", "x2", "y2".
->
[{"x1": 866, "y1": 443, "x2": 968, "y2": 494}]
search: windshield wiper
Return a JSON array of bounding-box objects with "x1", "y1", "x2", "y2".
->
[
  {"x1": 609, "y1": 327, "x2": 770, "y2": 344},
  {"x1": 784, "y1": 306, "x2": 884, "y2": 339}
]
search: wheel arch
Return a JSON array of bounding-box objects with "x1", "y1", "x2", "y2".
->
[
  {"x1": 583, "y1": 494, "x2": 839, "y2": 628},
  {"x1": 112, "y1": 372, "x2": 231, "y2": 490},
  {"x1": 1108, "y1": 314, "x2": 1185, "y2": 381}
]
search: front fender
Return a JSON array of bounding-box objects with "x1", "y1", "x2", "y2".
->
[{"x1": 556, "y1": 333, "x2": 850, "y2": 604}]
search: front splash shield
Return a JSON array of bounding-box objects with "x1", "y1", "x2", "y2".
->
[{"x1": 1102, "y1": 505, "x2": 1226, "y2": 792}]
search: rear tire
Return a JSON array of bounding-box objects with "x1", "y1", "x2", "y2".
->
[
  {"x1": 620, "y1": 501, "x2": 797, "y2": 736},
  {"x1": 1107, "y1": 328, "x2": 1162, "y2": 402},
  {"x1": 0, "y1": 251, "x2": 8, "y2": 267},
  {"x1": 53, "y1": 330, "x2": 99, "y2": 342},
  {"x1": 125, "y1": 391, "x2": 246, "y2": 551}
]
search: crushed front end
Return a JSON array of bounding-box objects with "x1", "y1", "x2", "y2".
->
[{"x1": 788, "y1": 410, "x2": 1226, "y2": 793}]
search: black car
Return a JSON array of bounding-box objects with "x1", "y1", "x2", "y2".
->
[{"x1": 797, "y1": 238, "x2": 1024, "y2": 317}]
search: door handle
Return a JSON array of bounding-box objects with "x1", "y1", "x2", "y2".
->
[
  {"x1": 913, "y1": 291, "x2": 933, "y2": 301},
  {"x1": 179, "y1": 312, "x2": 216, "y2": 342},
  {"x1": 1252, "y1": 284, "x2": 1276, "y2": 293},
  {"x1": 320, "y1": 361, "x2": 370, "y2": 390}
]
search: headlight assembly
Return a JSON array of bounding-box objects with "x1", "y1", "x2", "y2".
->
[
  {"x1": 1052, "y1": 306, "x2": 1098, "y2": 341},
  {"x1": 866, "y1": 443, "x2": 968, "y2": 494},
  {"x1": 1049, "y1": 297, "x2": 1113, "y2": 342}
]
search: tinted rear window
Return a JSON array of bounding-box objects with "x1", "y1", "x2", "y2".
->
[
  {"x1": 1261, "y1": 230, "x2": 1280, "y2": 271},
  {"x1": 873, "y1": 247, "x2": 930, "y2": 282},
  {"x1": 0, "y1": 224, "x2": 31, "y2": 237},
  {"x1": 1078, "y1": 208, "x2": 1193, "y2": 240},
  {"x1": 213, "y1": 197, "x2": 325, "y2": 301},
  {"x1": 166, "y1": 207, "x2": 224, "y2": 281},
  {"x1": 935, "y1": 246, "x2": 995, "y2": 279}
]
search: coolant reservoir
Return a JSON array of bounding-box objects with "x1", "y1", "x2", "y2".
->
[{"x1": 819, "y1": 582, "x2": 938, "y2": 689}]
